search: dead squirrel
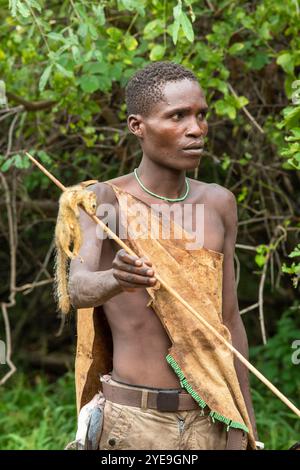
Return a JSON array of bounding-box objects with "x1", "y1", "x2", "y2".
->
[{"x1": 54, "y1": 180, "x2": 98, "y2": 316}]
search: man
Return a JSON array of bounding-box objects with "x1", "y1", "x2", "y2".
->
[{"x1": 68, "y1": 61, "x2": 258, "y2": 450}]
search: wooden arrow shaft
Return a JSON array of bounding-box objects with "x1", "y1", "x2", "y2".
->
[{"x1": 25, "y1": 152, "x2": 300, "y2": 419}]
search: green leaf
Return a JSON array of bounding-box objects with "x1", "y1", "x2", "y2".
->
[
  {"x1": 79, "y1": 75, "x2": 100, "y2": 93},
  {"x1": 227, "y1": 105, "x2": 236, "y2": 120},
  {"x1": 14, "y1": 154, "x2": 22, "y2": 168},
  {"x1": 76, "y1": 4, "x2": 87, "y2": 18},
  {"x1": 83, "y1": 51, "x2": 93, "y2": 63},
  {"x1": 110, "y1": 63, "x2": 123, "y2": 81},
  {"x1": 78, "y1": 23, "x2": 88, "y2": 38},
  {"x1": 255, "y1": 254, "x2": 267, "y2": 268},
  {"x1": 221, "y1": 155, "x2": 231, "y2": 170},
  {"x1": 143, "y1": 20, "x2": 164, "y2": 40},
  {"x1": 289, "y1": 245, "x2": 300, "y2": 258},
  {"x1": 12, "y1": 154, "x2": 30, "y2": 169},
  {"x1": 29, "y1": 0, "x2": 42, "y2": 12},
  {"x1": 228, "y1": 42, "x2": 245, "y2": 55},
  {"x1": 118, "y1": 0, "x2": 145, "y2": 15},
  {"x1": 39, "y1": 65, "x2": 53, "y2": 92},
  {"x1": 36, "y1": 151, "x2": 52, "y2": 164},
  {"x1": 235, "y1": 95, "x2": 249, "y2": 109},
  {"x1": 248, "y1": 52, "x2": 270, "y2": 71},
  {"x1": 94, "y1": 50, "x2": 103, "y2": 62},
  {"x1": 1, "y1": 157, "x2": 14, "y2": 172},
  {"x1": 83, "y1": 61, "x2": 108, "y2": 75},
  {"x1": 277, "y1": 53, "x2": 294, "y2": 75},
  {"x1": 179, "y1": 12, "x2": 194, "y2": 42},
  {"x1": 47, "y1": 32, "x2": 65, "y2": 42},
  {"x1": 291, "y1": 128, "x2": 300, "y2": 139},
  {"x1": 208, "y1": 78, "x2": 228, "y2": 94},
  {"x1": 92, "y1": 5, "x2": 105, "y2": 26},
  {"x1": 149, "y1": 45, "x2": 166, "y2": 61},
  {"x1": 124, "y1": 34, "x2": 138, "y2": 51},
  {"x1": 172, "y1": 18, "x2": 180, "y2": 45},
  {"x1": 107, "y1": 27, "x2": 122, "y2": 42},
  {"x1": 237, "y1": 186, "x2": 248, "y2": 202},
  {"x1": 9, "y1": 0, "x2": 17, "y2": 17},
  {"x1": 282, "y1": 106, "x2": 300, "y2": 128},
  {"x1": 17, "y1": 1, "x2": 30, "y2": 18},
  {"x1": 55, "y1": 63, "x2": 73, "y2": 78},
  {"x1": 286, "y1": 136, "x2": 300, "y2": 143},
  {"x1": 215, "y1": 100, "x2": 236, "y2": 120},
  {"x1": 88, "y1": 22, "x2": 98, "y2": 40},
  {"x1": 260, "y1": 22, "x2": 271, "y2": 40},
  {"x1": 173, "y1": 1, "x2": 182, "y2": 19},
  {"x1": 71, "y1": 46, "x2": 81, "y2": 64}
]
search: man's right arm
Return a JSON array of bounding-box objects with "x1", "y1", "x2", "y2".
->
[
  {"x1": 69, "y1": 268, "x2": 123, "y2": 309},
  {"x1": 68, "y1": 183, "x2": 122, "y2": 309},
  {"x1": 68, "y1": 183, "x2": 157, "y2": 309}
]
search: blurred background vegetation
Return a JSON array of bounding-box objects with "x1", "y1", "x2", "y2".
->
[{"x1": 0, "y1": 0, "x2": 299, "y2": 450}]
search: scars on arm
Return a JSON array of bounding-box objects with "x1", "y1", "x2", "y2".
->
[{"x1": 54, "y1": 180, "x2": 98, "y2": 315}]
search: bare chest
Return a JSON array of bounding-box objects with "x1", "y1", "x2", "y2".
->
[
  {"x1": 193, "y1": 202, "x2": 224, "y2": 254},
  {"x1": 152, "y1": 198, "x2": 225, "y2": 255}
]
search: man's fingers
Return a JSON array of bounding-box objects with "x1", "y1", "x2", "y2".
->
[
  {"x1": 114, "y1": 270, "x2": 156, "y2": 286},
  {"x1": 113, "y1": 260, "x2": 154, "y2": 276},
  {"x1": 118, "y1": 250, "x2": 153, "y2": 266},
  {"x1": 118, "y1": 249, "x2": 141, "y2": 266},
  {"x1": 140, "y1": 257, "x2": 152, "y2": 267}
]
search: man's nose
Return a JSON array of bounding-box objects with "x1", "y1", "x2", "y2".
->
[{"x1": 186, "y1": 117, "x2": 208, "y2": 137}]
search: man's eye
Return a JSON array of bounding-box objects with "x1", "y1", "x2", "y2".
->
[
  {"x1": 172, "y1": 112, "x2": 183, "y2": 120},
  {"x1": 172, "y1": 111, "x2": 207, "y2": 120}
]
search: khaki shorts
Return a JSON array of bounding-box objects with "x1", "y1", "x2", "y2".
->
[{"x1": 99, "y1": 378, "x2": 234, "y2": 451}]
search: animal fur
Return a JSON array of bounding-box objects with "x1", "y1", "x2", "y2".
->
[{"x1": 54, "y1": 181, "x2": 97, "y2": 315}]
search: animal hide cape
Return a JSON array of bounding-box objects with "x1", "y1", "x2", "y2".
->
[{"x1": 75, "y1": 183, "x2": 256, "y2": 450}]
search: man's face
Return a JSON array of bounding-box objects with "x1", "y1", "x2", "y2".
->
[{"x1": 128, "y1": 79, "x2": 208, "y2": 171}]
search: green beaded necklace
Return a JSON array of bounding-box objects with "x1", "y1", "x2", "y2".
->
[{"x1": 134, "y1": 168, "x2": 190, "y2": 202}]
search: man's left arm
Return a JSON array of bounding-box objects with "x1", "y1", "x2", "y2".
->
[{"x1": 220, "y1": 190, "x2": 258, "y2": 440}]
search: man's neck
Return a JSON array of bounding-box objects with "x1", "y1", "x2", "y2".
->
[{"x1": 137, "y1": 158, "x2": 187, "y2": 199}]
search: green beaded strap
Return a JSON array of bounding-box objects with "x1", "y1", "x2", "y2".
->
[{"x1": 134, "y1": 168, "x2": 190, "y2": 202}]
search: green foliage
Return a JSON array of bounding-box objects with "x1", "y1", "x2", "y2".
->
[
  {"x1": 250, "y1": 305, "x2": 300, "y2": 449},
  {"x1": 282, "y1": 244, "x2": 300, "y2": 288},
  {"x1": 279, "y1": 112, "x2": 300, "y2": 169},
  {"x1": 0, "y1": 372, "x2": 76, "y2": 450},
  {"x1": 0, "y1": 153, "x2": 30, "y2": 171},
  {"x1": 0, "y1": 306, "x2": 299, "y2": 450},
  {"x1": 2, "y1": 0, "x2": 299, "y2": 168},
  {"x1": 2, "y1": 0, "x2": 276, "y2": 122}
]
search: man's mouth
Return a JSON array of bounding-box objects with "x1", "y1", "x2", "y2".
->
[
  {"x1": 182, "y1": 141, "x2": 204, "y2": 155},
  {"x1": 182, "y1": 147, "x2": 204, "y2": 155}
]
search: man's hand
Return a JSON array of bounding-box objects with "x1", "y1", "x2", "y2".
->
[{"x1": 112, "y1": 249, "x2": 157, "y2": 292}]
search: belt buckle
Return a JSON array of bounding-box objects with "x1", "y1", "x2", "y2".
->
[{"x1": 157, "y1": 390, "x2": 179, "y2": 412}]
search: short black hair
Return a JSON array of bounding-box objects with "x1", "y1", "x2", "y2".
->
[{"x1": 125, "y1": 61, "x2": 198, "y2": 117}]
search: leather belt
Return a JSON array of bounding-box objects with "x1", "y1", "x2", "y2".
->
[{"x1": 102, "y1": 380, "x2": 203, "y2": 412}]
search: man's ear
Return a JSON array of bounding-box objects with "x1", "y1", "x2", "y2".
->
[{"x1": 127, "y1": 114, "x2": 144, "y2": 138}]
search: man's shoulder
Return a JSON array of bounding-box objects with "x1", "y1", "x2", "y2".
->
[
  {"x1": 92, "y1": 173, "x2": 140, "y2": 205},
  {"x1": 191, "y1": 179, "x2": 235, "y2": 203},
  {"x1": 192, "y1": 180, "x2": 236, "y2": 220},
  {"x1": 84, "y1": 181, "x2": 113, "y2": 205},
  {"x1": 105, "y1": 173, "x2": 134, "y2": 188},
  {"x1": 85, "y1": 174, "x2": 133, "y2": 205},
  {"x1": 206, "y1": 182, "x2": 235, "y2": 203}
]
